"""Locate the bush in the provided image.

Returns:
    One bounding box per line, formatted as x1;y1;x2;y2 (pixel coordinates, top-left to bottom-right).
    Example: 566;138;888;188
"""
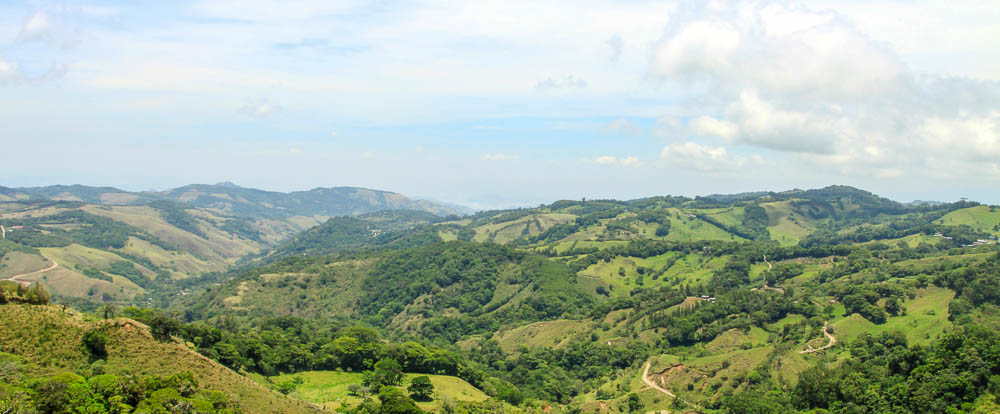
81;330;108;360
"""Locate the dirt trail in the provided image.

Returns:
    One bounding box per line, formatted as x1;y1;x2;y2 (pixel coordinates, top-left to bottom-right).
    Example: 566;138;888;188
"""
799;322;836;354
641;361;701;411
758;255;784;294
1;256;58;286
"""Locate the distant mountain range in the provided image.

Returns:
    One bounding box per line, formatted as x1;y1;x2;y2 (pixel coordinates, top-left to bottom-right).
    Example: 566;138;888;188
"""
0;182;472;218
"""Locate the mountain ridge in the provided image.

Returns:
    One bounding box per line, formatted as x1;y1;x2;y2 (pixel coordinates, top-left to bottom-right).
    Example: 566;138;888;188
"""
3;183;469;218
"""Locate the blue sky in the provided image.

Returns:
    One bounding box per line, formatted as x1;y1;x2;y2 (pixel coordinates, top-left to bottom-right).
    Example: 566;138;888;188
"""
1;0;998;209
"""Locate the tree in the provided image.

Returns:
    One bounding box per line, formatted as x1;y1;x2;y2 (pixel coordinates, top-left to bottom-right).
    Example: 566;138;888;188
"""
374;359;404;387
98;304;118;320
626;393;643;413
377;387;424;414
81;330;108;360
408;376;434;401
149;314;180;341
276;377;304;395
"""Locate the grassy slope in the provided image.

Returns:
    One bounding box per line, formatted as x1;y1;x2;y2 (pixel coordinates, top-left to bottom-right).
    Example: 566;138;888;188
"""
936;205;1000;237
269;371;489;412
0;304;318;413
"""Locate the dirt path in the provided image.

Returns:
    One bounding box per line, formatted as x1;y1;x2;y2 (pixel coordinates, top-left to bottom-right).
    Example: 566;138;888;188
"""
758;255;784;294
799;322;836;354
641;361;702;411
1;257;58;286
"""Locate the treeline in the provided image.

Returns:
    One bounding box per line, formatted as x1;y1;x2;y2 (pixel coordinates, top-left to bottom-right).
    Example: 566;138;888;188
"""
2;210;175;251
119;309;525;406
0;368;238;414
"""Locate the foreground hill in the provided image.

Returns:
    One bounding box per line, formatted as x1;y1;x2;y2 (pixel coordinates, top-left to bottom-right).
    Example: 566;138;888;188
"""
0;303;319;413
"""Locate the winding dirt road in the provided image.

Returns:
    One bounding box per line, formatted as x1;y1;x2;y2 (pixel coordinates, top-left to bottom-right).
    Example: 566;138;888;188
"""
1;257;58;286
799;322;836;354
641;361;702;411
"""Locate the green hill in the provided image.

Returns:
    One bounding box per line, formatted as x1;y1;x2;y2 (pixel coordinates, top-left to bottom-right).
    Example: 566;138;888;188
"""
0;303;319;413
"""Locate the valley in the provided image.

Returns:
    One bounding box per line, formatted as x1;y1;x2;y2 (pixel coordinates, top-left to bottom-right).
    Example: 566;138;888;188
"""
2;184;1000;413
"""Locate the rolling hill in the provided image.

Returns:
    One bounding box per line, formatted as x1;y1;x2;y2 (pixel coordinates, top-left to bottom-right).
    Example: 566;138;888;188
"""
4;184;999;413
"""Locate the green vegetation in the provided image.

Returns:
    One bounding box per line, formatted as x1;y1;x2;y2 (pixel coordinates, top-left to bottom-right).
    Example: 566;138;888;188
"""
4;185;1000;413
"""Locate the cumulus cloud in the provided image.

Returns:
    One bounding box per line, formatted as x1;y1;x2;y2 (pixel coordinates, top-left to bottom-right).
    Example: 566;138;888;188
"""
660;142;763;172
481;153;515;161
650;0;1000;180
239;98;283;117
536;75;587;90
601;118;641;135
592;156;642;167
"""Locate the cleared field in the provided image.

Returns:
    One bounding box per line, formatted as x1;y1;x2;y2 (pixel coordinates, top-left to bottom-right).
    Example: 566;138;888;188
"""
761;201;817;246
662;212;743;242
936;205;1000;237
0;251;51;277
117;236;220;277
473;213;576;244
41;244;157;279
494;319;591;353
269;371;488;411
831;286;953;346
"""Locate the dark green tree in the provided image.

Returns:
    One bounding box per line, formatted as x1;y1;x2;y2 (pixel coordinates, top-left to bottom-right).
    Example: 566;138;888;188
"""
408;376;434;401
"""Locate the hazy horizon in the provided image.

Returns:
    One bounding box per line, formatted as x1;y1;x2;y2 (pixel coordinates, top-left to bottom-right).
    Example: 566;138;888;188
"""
2;1;998;209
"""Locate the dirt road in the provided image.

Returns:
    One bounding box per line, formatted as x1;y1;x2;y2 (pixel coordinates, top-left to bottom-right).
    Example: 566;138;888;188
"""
1;257;58;286
641;361;703;411
799;322;836;354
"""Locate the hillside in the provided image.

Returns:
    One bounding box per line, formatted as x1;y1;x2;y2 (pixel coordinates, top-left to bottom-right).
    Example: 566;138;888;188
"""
5;185;999;413
8;183;468;218
165;185;1000;413
0;199;311;304
0;302;319;413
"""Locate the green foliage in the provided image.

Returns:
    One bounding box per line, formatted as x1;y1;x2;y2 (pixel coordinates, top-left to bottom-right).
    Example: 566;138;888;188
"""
408;376;434;401
275;377;303;395
81;329;108;360
21;371;237;414
0;282;50;305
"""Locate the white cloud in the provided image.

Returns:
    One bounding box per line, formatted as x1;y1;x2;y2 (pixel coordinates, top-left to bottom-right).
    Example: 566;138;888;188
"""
239;98;283;118
536;75;587;90
592;156;642;167
481;153;515;161
601;118;641;135
660;142;763;172
650;0;1000;180
652;2;904;100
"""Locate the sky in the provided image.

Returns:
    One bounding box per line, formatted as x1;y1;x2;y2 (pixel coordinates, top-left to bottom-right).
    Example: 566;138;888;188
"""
1;0;998;209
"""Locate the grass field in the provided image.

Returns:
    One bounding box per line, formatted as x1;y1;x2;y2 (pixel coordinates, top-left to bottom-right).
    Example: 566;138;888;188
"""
831;286;954;346
494;319;591;353
936;205;1000;237
268;371;489;411
761;201;817;246
0;250;51;277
